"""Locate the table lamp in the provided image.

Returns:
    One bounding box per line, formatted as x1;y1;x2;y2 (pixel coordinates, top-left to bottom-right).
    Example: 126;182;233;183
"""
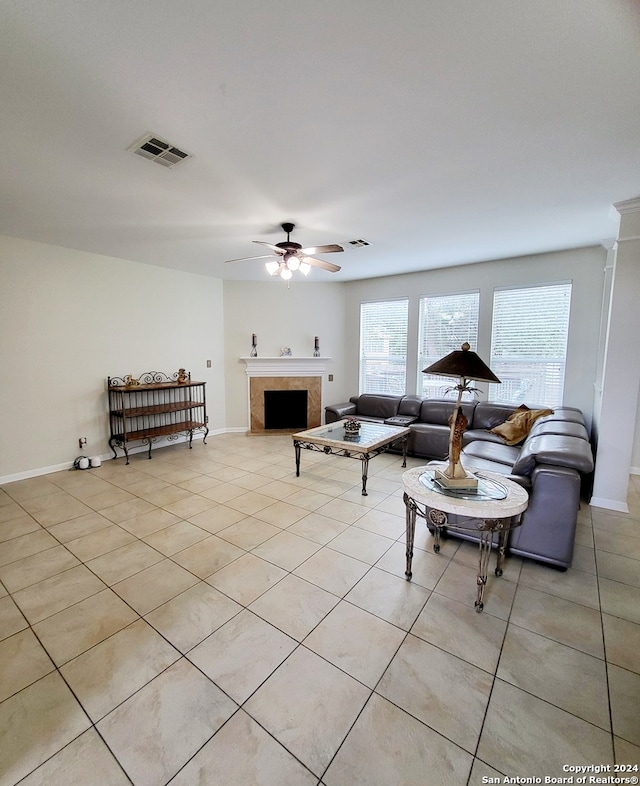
422;342;501;489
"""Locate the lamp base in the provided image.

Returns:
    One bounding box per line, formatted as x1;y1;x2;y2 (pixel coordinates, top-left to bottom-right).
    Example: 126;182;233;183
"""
434;469;479;490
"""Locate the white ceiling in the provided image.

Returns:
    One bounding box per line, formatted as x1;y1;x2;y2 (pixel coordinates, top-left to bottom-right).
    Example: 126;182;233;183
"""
1;1;639;282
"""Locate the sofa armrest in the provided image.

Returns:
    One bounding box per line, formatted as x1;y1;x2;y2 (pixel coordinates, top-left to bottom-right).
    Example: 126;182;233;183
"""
325;402;357;423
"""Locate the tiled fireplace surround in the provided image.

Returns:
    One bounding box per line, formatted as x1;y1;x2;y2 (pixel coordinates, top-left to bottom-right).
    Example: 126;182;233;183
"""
243;357;327;434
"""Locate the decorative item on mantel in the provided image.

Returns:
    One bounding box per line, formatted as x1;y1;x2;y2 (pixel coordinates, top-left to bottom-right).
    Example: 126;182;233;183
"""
124;375;139;387
280;347;292;357
177;368;188;384
250;333;258;357
343;417;361;437
313;336;320;357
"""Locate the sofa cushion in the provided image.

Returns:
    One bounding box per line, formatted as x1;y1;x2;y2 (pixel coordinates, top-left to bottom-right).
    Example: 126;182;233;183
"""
528;420;589;440
511;434;594;476
463;440;521;467
355;394;402;420
419;398;477;426
489;406;554;446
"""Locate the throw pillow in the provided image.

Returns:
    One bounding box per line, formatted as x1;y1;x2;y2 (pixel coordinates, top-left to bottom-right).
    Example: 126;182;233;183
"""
489;406;554;446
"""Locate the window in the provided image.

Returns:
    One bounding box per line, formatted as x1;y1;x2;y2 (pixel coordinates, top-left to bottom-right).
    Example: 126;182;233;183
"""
359;298;408;394
489;283;572;407
417;291;480;398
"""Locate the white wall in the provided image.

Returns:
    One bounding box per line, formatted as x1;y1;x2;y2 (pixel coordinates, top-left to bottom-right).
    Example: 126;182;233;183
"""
0;235;225;480
222;280;348;430
343;246;607;429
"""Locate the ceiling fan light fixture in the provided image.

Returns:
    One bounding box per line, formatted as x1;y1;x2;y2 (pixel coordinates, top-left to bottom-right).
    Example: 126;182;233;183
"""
287;254;300;271
265;260;280;275
280;267;293;280
299;261;311;276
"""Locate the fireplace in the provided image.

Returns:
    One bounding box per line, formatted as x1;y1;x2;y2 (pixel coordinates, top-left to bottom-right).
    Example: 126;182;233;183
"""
264;390;308;430
241;356;329;435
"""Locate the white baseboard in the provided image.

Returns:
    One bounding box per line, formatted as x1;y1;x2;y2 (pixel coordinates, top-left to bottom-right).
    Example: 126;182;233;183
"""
631;465;640;476
589;496;630;514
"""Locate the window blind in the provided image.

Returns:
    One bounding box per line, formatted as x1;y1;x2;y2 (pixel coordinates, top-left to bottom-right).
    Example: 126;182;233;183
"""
417;291;480;398
359;298;408;394
489;283;572;407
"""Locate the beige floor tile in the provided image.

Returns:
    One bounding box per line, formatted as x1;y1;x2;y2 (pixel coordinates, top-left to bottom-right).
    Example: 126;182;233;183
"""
608;664;640;746
171;533;244;578
305;600;405;688
112;559;199;615
2;477;59;502
376;540;449;590
434;558;517;620
145;582;242;653
161;494;217;519
170;708;317;786
594;528;640;560
0;501;32;524
118;506;180;537
615;737;640;766
352;507;405;539
571;542;597;574
284;488;336;512
144;485;194;507
477;679;613;777
86;539;164;585
287;512;348;544
0;513;40;541
592;510;640;538
326;526;395;565
0;595;28;641
24;493;93;527
411;592;506;673
12;564;106;623
0;528;58;567
315;497;370;525
189;609;297;703
60;618;180;721
599;578;640;624
255;480;302;501
603;614;640;674
497;625;610;730
250;574;339;641
64;524;135;561
324;693;472;786
0;672;91;785
596;550;640;588
346;566;430;630
81;487;136;511
244;646;370;777
33;589;138;666
142;519;210;555
200;482;246;504
217;516;281;550
47;511;114;543
251;530;321;571
253;500;310;528
176;474;223;493
225;490;277;516
510;584;605;658
377;633;493;753
518;561;600;609
206;553;287;605
18;728;131;786
0;545;80;593
293;547;370;597
97;497;157;524
0;628;54;702
188;503;245;533
97;658;236;786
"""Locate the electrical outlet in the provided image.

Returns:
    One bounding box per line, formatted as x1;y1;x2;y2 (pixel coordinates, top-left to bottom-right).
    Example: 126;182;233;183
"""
328;374;334;381
78;437;87;449
206;360;211;368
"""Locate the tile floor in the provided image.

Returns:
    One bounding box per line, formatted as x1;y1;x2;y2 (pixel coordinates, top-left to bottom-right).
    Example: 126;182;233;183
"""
1;434;639;785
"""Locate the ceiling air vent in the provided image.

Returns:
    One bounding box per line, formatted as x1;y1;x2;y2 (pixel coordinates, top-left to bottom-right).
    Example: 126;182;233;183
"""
347;238;371;247
128;134;191;168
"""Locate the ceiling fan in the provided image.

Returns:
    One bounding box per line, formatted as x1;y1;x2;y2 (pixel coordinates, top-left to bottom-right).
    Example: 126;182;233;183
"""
225;222;343;279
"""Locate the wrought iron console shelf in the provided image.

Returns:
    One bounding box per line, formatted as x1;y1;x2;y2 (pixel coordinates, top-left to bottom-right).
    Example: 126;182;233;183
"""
107;371;208;464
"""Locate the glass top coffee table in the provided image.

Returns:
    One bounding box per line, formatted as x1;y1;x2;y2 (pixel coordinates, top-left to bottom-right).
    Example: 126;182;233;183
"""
292;420;411;496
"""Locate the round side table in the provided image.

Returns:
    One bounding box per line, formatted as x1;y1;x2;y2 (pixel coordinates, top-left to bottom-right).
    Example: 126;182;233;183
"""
402;465;529;612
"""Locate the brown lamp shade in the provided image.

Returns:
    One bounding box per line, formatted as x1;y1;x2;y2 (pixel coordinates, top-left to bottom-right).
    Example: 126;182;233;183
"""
422;342;501;384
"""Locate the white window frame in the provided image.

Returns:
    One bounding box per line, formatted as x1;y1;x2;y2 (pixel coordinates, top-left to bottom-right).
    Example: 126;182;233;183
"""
489;282;572;408
417;290;480;399
359;298;408;394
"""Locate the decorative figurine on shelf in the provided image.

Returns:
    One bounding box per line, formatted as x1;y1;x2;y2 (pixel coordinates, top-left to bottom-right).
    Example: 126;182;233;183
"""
343;417;361;436
250;333;258;357
124;375;139;387
280;347;292;357
313;336;320;357
177;368;188;384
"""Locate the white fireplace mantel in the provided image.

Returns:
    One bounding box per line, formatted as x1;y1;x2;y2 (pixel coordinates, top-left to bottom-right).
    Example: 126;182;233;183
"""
240;357;331;377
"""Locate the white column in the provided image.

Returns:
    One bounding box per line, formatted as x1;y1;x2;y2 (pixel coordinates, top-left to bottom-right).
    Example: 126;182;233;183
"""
590;197;640;512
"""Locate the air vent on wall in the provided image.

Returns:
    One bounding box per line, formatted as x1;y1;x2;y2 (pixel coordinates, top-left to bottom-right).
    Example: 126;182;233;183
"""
127;134;191;168
347;238;371;247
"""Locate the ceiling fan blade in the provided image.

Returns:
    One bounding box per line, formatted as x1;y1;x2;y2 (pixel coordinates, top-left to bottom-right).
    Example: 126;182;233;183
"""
253;241;284;253
224;254;277;264
299;244;344;255
304;256;342;273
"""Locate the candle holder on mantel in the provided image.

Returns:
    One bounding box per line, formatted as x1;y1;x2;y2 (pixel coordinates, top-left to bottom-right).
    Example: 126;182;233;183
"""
313;336;320;357
250;334;258;357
